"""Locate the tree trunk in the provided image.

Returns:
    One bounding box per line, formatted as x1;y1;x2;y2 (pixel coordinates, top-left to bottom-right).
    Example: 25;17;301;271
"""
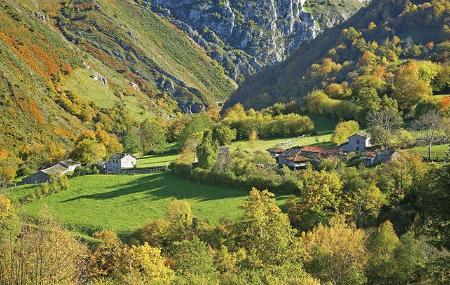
428;141;432;161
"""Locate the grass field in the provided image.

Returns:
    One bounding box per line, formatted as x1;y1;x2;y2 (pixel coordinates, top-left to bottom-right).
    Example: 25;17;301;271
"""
2;173;287;235
229;133;332;152
408;144;449;160
137;154;180;168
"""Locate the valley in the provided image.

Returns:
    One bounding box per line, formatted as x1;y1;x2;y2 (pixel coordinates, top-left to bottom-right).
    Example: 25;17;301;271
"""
0;0;449;284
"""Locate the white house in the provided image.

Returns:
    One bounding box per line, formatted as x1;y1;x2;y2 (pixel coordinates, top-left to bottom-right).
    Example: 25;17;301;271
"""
105;154;137;172
342;133;371;153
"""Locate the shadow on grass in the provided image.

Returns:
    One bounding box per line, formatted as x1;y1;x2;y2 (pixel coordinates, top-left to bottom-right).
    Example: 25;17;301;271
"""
62;173;248;203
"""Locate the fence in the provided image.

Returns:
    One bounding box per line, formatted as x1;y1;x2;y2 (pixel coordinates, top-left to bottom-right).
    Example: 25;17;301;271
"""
104;166;168;175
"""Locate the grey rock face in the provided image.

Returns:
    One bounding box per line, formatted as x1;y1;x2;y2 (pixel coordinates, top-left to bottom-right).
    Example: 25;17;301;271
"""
146;0;320;81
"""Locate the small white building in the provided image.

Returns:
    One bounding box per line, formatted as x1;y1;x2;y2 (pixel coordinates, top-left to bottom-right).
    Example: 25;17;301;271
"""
105;154;137;172
342;133;371;153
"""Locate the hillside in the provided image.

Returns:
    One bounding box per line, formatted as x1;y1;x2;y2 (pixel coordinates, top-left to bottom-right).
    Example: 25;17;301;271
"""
226;0;450;109
145;0;364;82
0;0;234;163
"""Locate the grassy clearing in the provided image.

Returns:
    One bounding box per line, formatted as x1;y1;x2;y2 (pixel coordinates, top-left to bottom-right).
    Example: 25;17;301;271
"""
137;154;180;168
2;173;287;235
408;144;449;160
60;68;118;109
229;133;332;152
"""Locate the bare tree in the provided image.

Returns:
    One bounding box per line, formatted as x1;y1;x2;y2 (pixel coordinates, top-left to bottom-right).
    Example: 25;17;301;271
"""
366;108;403;147
414;111;445;161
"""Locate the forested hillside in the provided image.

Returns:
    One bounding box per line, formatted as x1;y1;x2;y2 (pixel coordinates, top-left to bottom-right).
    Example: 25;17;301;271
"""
227;0;449;109
0;0;234;169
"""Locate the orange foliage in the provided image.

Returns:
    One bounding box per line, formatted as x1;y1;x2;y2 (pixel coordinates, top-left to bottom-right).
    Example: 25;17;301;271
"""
0;150;9;160
54;127;73;139
18;98;45;124
439;96;450;109
0;30;59;79
63;63;74;75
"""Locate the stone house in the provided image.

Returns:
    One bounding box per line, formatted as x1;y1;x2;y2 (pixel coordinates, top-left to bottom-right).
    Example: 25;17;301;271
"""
342;133;371;153
22;160;81;184
364;150;398;166
282;153;310;170
267;146;286;162
105;154;137;172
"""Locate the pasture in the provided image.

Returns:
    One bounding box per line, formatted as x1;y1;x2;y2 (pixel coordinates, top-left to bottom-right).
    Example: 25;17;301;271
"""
3;173;287;235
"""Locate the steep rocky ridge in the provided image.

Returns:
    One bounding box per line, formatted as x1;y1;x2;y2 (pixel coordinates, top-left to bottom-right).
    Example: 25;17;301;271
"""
144;0;364;82
225;0;449;109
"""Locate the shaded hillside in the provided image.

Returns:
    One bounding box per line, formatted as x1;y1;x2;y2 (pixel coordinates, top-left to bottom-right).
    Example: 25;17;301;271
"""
145;0;364;82
226;0;449;109
0;0;234;166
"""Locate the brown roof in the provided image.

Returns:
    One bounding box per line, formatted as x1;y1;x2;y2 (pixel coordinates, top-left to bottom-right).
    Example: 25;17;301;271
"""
301;146;324;153
287;153;310;163
267;147;286;154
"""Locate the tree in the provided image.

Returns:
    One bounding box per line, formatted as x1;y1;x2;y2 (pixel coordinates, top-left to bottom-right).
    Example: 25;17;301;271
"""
414;111;445;160
331;120;360;145
235;188;304;269
212;124;237;145
164;199;194;242
169;237;219;283
393;62;432;110
0;195;20;242
177;114;213;149
295;169;343;230
366;221;400;284
121;243;174;284
197;130;219;169
366;108;403;147
89;230;125;279
71;139;107;164
123;127;141;154
416;164;450;249
377;151;428;203
139;119;167;154
301;217;368;285
0;152;20;188
0;210;87;285
356;87;381;112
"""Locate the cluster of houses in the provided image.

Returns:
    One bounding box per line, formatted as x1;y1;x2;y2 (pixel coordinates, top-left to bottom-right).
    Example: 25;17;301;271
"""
268;133;398;170
22;154;138;185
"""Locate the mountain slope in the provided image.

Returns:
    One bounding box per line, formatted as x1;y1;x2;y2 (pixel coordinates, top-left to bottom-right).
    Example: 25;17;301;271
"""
0;0;234;163
226;0;449;109
145;0;364;82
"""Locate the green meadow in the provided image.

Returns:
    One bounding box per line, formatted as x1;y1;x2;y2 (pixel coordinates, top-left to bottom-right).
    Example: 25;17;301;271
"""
2;173;287;235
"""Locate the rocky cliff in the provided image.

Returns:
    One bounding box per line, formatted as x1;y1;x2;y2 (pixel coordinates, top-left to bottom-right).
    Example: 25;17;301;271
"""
144;0;364;82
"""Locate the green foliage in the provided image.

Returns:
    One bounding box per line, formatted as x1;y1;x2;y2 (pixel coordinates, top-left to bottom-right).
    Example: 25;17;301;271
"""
224;105;315;139
212;124;237;146
302;217;368;285
123;127;141;154
169;238;219;283
331;120;360;145
196;130;219;169
139;120;168;154
177;114;213;150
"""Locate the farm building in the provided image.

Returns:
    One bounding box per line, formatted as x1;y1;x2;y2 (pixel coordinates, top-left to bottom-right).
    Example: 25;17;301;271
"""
105;154;137;172
267;146;286;161
22;160;81;184
364;150;398;166
282;153;311;170
342;133;372;153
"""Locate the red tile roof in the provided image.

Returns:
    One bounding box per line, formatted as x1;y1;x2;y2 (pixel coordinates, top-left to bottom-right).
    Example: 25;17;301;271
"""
301;146;324;153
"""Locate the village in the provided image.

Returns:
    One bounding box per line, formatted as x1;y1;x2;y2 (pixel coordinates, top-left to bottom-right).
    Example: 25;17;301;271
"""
20;131;401;185
267;132;397;170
